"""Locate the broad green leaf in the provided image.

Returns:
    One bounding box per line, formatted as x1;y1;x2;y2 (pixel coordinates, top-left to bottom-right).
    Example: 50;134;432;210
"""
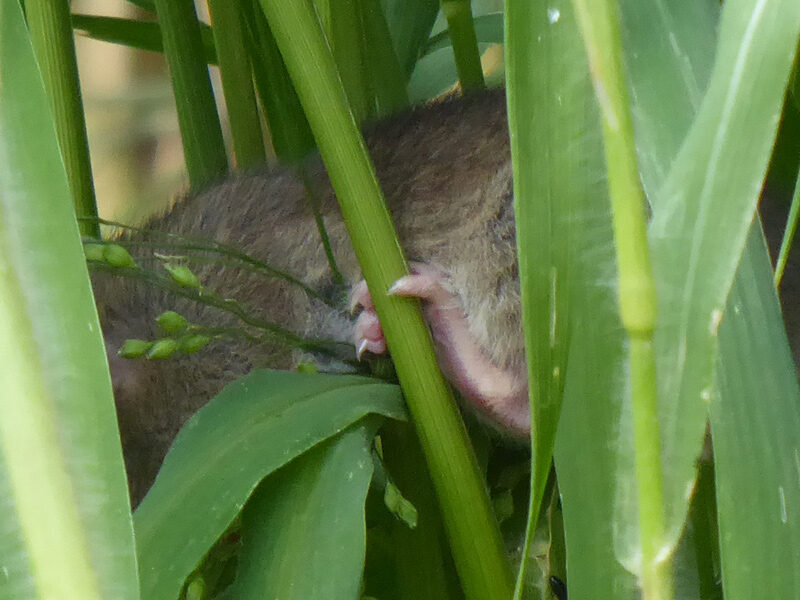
645;0;800;553
71;14;218;65
712;224;800;598
134;369;405;600
233;419;380;599
379;421;460;600
0;2;137;598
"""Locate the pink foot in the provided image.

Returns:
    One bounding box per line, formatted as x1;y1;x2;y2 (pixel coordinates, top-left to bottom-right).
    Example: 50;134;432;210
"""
350;263;530;437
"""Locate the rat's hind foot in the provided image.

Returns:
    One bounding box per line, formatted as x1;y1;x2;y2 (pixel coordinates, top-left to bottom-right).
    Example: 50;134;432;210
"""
350;264;531;436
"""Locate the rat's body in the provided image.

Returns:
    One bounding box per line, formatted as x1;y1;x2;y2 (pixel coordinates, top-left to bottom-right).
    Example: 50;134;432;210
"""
93;88;799;504
93;89;521;503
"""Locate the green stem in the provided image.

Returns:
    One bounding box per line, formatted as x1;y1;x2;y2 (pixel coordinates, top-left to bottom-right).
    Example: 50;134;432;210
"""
26;0;99;238
439;0;485;92
256;0;513;597
207;0;266;169
153;0;228;187
571;1;673;599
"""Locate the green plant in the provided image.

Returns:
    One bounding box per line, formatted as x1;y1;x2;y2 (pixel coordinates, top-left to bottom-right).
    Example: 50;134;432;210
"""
1;0;799;599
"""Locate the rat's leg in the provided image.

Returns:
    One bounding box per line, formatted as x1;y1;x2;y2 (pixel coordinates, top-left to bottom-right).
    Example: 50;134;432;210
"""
350;264;530;437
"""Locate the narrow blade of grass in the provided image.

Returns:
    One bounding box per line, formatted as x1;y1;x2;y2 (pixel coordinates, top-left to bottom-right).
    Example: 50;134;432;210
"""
153;0;228;187
27;0;99;237
505;0;613;595
439;0;485;92
571;0;669;597
71;14;218;64
360;0;410;115
382;0;440;78
329;0;376;122
207;0;266;169
241;0;316;162
422;12;503;56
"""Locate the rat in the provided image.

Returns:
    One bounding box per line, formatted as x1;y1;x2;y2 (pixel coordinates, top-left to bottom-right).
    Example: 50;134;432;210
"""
91;87;799;505
92;88;525;503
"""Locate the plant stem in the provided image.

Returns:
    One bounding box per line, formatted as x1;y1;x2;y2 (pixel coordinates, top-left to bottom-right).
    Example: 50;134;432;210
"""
153;0;228;187
256;0;513;597
26;0;99;238
207;0;266;169
571;1;673;598
440;0;486;92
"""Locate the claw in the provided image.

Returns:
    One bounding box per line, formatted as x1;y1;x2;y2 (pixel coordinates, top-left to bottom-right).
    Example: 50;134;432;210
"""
356;338;369;361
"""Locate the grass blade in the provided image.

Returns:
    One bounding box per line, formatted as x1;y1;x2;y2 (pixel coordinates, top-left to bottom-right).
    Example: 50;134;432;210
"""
571;1;669;597
647;0;800;552
153;0;228;187
713;223;800;598
440;0;485;91
505;0;611;595
0;2;137;597
71;14;218;64
27;0;99;237
207;0;266;169
382;0;440;78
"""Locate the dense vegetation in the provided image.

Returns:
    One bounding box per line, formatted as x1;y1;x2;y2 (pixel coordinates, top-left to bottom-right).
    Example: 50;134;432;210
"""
0;0;799;599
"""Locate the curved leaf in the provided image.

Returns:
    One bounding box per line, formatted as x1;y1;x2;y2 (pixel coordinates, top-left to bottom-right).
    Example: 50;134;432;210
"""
134;369;405;600
233;419;381;599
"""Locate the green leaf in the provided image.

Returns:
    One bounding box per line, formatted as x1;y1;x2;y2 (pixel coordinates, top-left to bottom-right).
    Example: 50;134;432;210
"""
134;369;406;600
422;13;503;56
712;224;800;598
126;0;155;12
232;420;381;599
646;0;800;552
241;0;316;162
382;0;440;77
506;0;613;596
71;14;219;65
206;0;266;168
0;2;137;598
153;0;228;187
